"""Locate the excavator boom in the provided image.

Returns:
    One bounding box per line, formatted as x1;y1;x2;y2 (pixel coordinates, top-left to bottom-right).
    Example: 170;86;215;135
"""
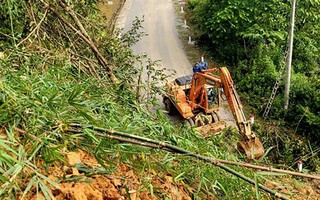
218;67;265;159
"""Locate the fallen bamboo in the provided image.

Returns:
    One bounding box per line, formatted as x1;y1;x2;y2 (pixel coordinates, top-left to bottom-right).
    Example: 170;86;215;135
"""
71;123;320;180
214;159;320;180
69;124;292;200
117;139;288;200
17;7;49;47
39;1;119;83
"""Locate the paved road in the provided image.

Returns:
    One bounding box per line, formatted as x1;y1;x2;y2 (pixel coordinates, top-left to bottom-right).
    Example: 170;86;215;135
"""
116;0;236;127
117;0;192;78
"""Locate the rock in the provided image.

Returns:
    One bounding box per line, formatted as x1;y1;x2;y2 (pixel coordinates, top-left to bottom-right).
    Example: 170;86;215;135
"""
67;152;82;166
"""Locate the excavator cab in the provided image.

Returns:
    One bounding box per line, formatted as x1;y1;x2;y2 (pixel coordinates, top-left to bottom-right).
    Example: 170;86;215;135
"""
207;87;219;107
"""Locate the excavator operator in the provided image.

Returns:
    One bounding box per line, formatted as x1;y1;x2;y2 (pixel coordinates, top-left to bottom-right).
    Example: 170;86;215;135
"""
193;62;207;73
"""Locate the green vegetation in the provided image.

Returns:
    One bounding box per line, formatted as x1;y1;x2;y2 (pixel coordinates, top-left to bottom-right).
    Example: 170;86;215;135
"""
0;0;318;199
0;61;267;198
188;0;319;169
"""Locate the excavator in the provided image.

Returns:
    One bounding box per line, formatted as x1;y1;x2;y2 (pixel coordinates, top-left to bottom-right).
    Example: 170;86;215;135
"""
163;67;265;159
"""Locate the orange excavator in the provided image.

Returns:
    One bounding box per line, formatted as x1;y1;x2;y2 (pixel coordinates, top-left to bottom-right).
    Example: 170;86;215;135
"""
163;67;265;159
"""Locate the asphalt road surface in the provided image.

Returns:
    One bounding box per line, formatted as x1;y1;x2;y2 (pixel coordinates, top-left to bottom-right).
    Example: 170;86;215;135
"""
117;0;192;78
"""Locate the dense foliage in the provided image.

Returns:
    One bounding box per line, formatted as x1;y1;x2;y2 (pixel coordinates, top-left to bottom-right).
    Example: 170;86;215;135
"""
188;0;320;144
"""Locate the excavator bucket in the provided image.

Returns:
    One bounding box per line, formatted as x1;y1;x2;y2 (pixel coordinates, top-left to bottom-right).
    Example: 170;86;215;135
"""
237;137;265;159
195;121;228;138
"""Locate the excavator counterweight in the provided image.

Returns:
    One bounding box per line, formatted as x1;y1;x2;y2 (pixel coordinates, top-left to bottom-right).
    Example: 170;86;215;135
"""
163;67;265;159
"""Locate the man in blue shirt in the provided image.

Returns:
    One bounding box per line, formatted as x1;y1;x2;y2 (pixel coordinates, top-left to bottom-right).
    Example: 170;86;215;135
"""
193;62;207;73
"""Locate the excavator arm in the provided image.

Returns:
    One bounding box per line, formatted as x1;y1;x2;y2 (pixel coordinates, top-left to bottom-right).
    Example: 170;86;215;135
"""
189;67;265;159
219;67;265;159
219;67;253;140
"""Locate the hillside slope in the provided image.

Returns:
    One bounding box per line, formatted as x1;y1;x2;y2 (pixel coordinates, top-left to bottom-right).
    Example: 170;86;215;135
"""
0;0;319;199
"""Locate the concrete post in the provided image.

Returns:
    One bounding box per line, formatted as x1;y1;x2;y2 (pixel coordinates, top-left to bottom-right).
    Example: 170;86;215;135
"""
284;0;296;110
180;6;184;13
182;19;188;28
188;36;194;45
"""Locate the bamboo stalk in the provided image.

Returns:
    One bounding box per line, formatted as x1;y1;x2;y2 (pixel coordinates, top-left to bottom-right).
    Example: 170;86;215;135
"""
78;124;320;179
60;1;91;41
104;135;290;200
214;159;320;180
70;124;318;173
95;133;174;152
17;7;49;47
68;124;293;200
61;1;119;84
39;1;119;83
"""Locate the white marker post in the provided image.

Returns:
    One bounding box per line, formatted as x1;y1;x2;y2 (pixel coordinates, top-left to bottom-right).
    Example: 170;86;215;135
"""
200;55;205;62
183;19;188;28
188;36;193;45
250;114;254;124
180;6;184;13
297;160;303;172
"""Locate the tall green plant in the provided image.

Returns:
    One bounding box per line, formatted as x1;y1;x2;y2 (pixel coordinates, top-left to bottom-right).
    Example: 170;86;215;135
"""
0;0;28;47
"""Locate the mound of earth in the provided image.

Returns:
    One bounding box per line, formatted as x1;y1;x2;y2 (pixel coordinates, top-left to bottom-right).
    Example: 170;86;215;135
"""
26;149;196;200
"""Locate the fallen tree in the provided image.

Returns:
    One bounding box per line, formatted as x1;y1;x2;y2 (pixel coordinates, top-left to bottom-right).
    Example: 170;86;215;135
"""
68;123;320;200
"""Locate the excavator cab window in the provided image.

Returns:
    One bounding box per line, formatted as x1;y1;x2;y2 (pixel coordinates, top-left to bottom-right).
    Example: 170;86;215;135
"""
207;87;219;109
